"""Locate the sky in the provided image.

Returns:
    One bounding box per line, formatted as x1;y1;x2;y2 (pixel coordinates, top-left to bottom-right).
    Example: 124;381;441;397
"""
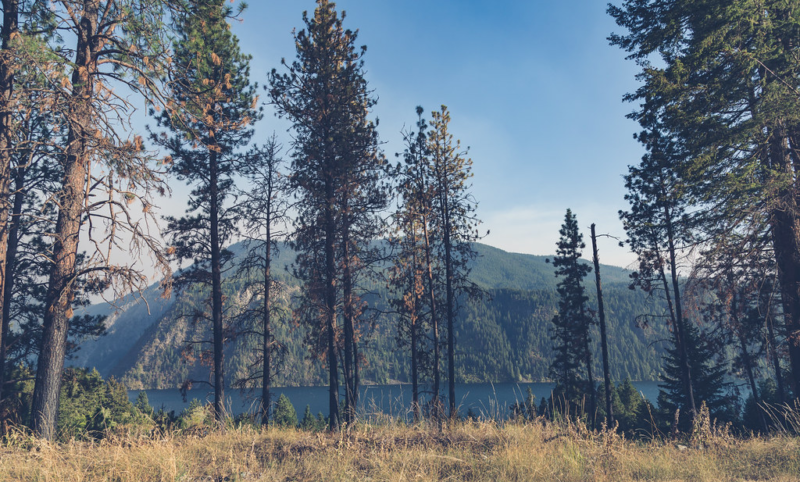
162;0;646;269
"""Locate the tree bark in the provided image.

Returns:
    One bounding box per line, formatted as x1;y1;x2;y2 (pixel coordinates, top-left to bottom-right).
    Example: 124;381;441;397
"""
421;214;439;422
31;0;98;440
662;185;697;418
0;0;19;408
0;161;25;404
324;176;339;431
261;194;272;428
768;126;800;399
732;291;765;431
342;223;355;424
765;306;786;404
209;147;225;423
410;227;420;422
440;181;456;420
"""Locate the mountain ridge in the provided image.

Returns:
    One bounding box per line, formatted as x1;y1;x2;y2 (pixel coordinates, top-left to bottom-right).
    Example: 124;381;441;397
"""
71;242;667;388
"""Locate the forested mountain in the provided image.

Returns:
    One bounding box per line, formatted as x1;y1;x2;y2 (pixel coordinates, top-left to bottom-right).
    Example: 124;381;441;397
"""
71;242;668;389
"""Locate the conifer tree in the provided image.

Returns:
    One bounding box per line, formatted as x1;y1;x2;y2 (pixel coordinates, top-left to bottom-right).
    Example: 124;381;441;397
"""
620;129;698;420
232;135;291;427
270;0;387;430
31;0;177;440
549;209;595;419
0;0;54;413
389;106;437;422
657;322;734;431
427;105;482;420
610;0;800;397
151;0;258;422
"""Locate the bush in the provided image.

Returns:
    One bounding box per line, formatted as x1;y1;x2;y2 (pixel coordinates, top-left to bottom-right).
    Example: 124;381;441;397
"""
273;394;297;428
178;399;212;430
300;404;327;431
134;391;154;417
57;368;147;440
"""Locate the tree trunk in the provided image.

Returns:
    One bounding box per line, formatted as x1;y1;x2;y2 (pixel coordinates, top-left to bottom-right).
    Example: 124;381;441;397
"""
765;307;786;404
736;322;765;431
324;177;339;431
662;188;697;418
208;148;225;423
421;214;439;422
590;224;613;427
0;163;25;404
583;309;596;429
31;0;98;440
0;0;19;409
410;231;420;422
261;207;272;428
441;185;456;420
768;127;800;399
342;224;355;424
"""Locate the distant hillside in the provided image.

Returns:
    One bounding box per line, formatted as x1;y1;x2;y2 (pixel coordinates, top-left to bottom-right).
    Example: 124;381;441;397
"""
71;242;668;388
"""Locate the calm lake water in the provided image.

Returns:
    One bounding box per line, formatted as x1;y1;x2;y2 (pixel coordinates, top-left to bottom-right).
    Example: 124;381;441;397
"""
129;381;662;419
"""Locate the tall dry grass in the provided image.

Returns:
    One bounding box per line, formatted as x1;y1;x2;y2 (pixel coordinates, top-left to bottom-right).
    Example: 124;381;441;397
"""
0;412;799;482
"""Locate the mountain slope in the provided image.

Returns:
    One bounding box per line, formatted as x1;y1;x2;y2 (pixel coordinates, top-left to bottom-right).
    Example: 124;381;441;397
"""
72;242;668;388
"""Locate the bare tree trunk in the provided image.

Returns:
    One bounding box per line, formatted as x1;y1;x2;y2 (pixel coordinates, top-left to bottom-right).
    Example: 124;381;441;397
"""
0;163;25;404
590;224;613;427
324;177;339;431
261;211;272;428
208;148;225;423
31;0;98;441
421;215;439;422
0;0;19;409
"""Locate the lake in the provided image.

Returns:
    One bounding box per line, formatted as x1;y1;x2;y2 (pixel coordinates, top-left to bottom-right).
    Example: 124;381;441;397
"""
129;381;662;420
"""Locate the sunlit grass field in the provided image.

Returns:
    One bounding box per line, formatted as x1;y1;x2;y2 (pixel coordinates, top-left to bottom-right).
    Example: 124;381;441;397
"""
1;414;798;482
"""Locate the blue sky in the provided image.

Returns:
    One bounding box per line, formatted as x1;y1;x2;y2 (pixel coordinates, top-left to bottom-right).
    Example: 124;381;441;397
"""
171;0;644;267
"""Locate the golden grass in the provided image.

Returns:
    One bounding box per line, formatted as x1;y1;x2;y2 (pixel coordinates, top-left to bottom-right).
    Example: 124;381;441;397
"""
0;420;798;481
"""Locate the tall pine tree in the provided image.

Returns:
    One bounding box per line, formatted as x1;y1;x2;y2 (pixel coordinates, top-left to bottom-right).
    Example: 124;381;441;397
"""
549;209;595;420
31;0;176;440
427;105;482;420
152;0;258;422
270;0;387;430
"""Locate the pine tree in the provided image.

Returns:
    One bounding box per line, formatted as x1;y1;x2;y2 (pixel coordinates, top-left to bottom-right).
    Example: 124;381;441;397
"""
609;0;800;398
389;106;435;422
427;105;482;420
657;322;734;431
31;0;177;440
620;128;698;420
232;135;291;427
272;394;297;428
549;209;595;419
151;0;258;422
269;0;387;430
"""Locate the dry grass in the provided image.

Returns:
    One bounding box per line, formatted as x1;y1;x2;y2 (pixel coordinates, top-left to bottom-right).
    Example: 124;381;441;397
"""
0;419;798;481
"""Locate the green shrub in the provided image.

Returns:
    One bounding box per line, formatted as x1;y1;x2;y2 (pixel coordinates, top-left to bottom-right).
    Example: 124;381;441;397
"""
57;368;146;440
178;399;212;429
273;394;297;428
300;404;327;431
134;391;154;417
